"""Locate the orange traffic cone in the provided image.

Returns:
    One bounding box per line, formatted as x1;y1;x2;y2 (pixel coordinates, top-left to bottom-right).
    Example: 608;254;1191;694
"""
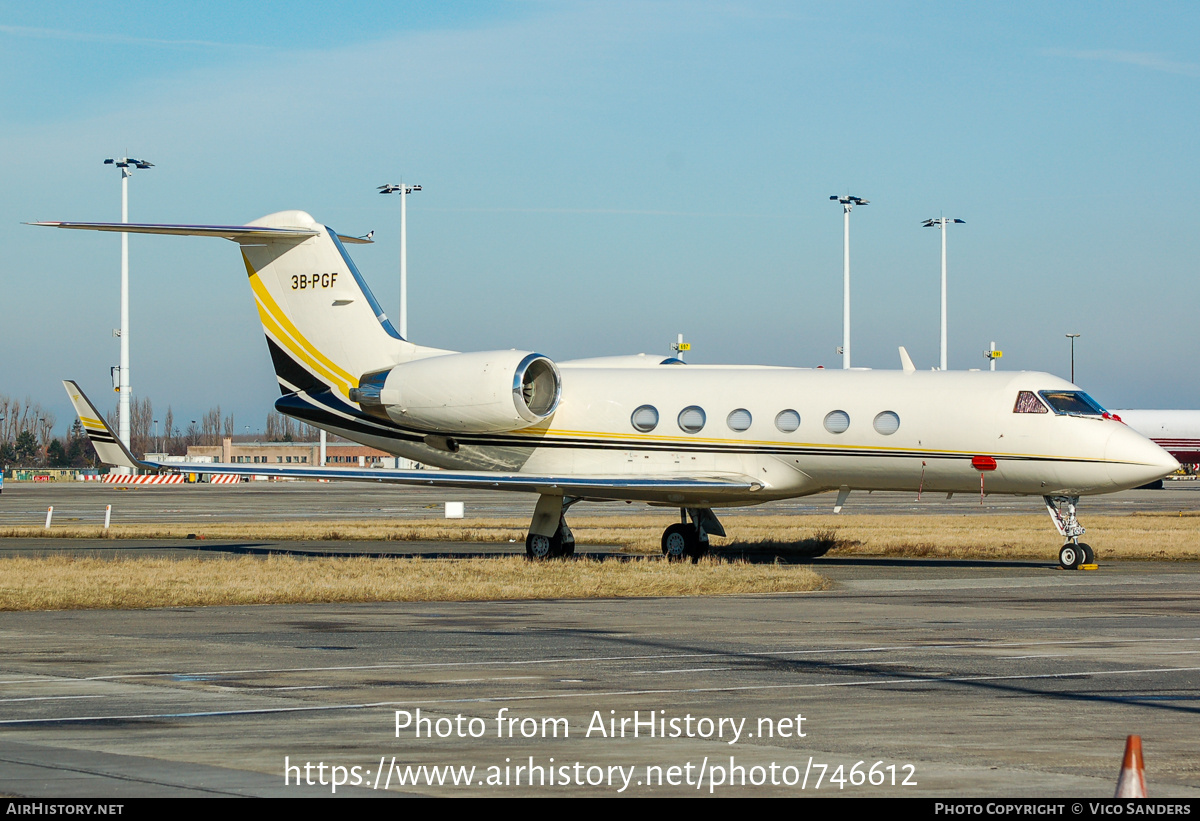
1114;735;1147;798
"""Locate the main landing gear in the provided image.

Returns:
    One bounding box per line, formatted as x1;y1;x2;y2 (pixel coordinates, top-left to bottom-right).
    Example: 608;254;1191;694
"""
660;508;725;563
522;497;726;563
524;495;577;560
1044;495;1096;570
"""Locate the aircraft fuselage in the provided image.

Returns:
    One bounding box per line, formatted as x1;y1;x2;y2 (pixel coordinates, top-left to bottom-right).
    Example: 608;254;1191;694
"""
294;364;1176;507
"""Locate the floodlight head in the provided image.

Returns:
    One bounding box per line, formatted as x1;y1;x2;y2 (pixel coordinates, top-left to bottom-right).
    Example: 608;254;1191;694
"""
378;184;402;194
832;194;868;209
411;184;422;192
133;160;154;169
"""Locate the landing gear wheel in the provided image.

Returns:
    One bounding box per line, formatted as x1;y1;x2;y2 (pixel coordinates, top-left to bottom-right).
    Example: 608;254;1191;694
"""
526;532;558;560
662;524;694;562
1079;543;1095;565
1059;543;1083;570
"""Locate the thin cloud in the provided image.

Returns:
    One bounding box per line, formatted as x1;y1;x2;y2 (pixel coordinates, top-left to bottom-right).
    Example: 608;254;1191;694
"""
1045;48;1200;78
0;24;270;50
427;207;790;218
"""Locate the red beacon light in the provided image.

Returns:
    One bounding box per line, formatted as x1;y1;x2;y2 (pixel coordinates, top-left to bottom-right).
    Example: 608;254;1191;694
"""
971;455;998;471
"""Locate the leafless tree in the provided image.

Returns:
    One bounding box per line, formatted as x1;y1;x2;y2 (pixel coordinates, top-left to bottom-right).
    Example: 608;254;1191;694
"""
163;407;176;455
202;407;221;446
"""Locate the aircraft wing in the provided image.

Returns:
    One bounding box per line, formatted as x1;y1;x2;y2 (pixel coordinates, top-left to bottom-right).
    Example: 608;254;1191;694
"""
63;381;762;501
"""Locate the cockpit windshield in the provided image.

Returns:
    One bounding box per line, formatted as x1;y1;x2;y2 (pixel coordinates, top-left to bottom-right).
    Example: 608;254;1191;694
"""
1038;390;1107;416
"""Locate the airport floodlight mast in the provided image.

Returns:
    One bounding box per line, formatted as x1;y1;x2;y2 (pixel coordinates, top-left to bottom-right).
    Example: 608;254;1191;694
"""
671;333;690;362
830;195;868;369
921;217;965;371
103;156;153;473
984;341;1003;371
1066;333;1081;384
378;182;422;339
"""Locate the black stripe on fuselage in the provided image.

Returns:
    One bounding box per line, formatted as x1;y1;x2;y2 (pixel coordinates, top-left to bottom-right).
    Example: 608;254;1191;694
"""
277;391;1103;467
266;336;330;396
262;337;1108;466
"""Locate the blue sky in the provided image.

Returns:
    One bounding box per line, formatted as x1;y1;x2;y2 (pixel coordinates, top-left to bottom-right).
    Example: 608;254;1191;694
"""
3;2;1198;434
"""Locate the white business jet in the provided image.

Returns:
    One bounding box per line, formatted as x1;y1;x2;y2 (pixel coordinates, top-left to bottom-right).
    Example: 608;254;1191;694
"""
37;211;1178;568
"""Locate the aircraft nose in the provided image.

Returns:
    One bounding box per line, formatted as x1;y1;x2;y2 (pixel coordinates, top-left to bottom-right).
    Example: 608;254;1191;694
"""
1105;424;1180;489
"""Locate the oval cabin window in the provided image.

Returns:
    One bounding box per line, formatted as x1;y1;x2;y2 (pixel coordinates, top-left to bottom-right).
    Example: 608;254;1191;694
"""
775;409;801;433
631;405;659;432
726;409;752;431
678;406;706;433
824;410;850;434
873;411;900;435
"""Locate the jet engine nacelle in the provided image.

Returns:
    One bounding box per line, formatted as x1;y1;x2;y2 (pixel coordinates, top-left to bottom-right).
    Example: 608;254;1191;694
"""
350;351;562;433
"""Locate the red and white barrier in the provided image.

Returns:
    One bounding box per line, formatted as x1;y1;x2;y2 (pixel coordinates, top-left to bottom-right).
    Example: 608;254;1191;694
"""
99;474;186;484
208;474;241;484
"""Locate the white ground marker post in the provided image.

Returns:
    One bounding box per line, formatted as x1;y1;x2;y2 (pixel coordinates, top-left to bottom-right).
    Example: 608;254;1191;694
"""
104;504;112;529
445;502;464;519
45;506;53;529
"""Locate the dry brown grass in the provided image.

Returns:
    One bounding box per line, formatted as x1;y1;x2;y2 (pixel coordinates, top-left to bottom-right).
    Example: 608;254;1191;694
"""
751;513;1200;561
4;512;1198;561
0;555;827;612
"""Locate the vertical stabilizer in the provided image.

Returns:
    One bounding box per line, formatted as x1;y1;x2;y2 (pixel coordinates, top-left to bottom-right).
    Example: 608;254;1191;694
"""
237;211;412;397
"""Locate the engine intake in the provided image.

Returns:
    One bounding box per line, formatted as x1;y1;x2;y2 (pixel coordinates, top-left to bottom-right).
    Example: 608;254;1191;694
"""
350;350;562;433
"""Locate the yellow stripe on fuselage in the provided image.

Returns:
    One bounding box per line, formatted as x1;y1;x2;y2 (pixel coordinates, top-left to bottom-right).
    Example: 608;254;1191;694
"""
252;296;353;394
241;252;359;393
497;427;1097;462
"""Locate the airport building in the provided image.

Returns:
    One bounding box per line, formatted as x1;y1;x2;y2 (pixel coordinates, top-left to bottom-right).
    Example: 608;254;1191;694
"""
182;437;415;468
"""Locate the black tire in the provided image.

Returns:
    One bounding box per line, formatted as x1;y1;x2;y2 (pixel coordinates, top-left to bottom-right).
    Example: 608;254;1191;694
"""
1079;542;1095;565
526;532;557;560
1059;543;1083;570
661;523;694;562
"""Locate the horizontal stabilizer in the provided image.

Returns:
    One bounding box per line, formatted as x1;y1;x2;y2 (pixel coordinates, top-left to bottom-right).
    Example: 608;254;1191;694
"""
32;221;372;245
30;221;323;242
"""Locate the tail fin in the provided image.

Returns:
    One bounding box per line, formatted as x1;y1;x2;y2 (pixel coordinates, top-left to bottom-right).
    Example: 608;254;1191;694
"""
62;380;150;471
239;211;411;397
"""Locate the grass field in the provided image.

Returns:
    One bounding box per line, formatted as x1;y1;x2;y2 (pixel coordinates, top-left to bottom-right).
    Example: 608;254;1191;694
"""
3;511;1195;611
4;511;1198;560
0;554;827;611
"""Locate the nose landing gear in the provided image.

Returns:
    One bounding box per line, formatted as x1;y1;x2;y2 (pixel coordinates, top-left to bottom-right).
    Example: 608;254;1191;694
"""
1045;495;1096;570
